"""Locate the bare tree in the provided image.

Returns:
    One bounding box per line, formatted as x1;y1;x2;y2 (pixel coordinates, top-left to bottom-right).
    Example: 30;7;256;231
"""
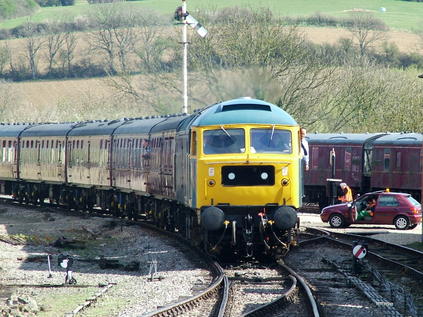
45;24;67;75
347;12;388;56
0;42;11;76
88;3;139;74
134;20;163;73
59;31;78;76
22;22;46;79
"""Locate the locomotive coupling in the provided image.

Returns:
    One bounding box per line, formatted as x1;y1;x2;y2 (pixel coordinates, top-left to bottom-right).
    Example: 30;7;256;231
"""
272;206;297;230
201;206;225;231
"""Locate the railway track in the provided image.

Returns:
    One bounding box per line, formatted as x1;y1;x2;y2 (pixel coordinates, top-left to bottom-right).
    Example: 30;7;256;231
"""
136;222;228;317
0;196;323;316
304;227;423;279
5;195;422;316
296;227;423;316
0;197;229;317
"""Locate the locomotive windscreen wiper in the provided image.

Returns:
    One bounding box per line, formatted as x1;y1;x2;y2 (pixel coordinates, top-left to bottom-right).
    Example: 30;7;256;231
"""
220;126;232;139
270;125;275;141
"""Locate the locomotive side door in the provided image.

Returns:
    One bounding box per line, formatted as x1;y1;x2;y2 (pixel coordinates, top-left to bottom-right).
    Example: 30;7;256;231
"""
175;131;191;205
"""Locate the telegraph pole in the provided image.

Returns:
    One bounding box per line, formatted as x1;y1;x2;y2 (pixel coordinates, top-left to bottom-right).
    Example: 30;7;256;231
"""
181;0;188;114
175;1;207;114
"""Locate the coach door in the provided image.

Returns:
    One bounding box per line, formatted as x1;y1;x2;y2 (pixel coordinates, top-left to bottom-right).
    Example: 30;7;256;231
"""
35;140;42;181
12;140;19;179
56;140;65;181
362;143;373;193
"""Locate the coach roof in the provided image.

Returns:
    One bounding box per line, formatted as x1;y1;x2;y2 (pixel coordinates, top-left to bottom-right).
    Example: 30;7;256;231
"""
191;98;297;127
307;133;386;145
68;120;126;136
0;124;32;137
373;133;422;145
114;117;169;135
21;123;75;137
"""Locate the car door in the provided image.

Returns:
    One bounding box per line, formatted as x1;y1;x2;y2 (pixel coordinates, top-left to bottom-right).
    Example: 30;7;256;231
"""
373;194;399;224
352;195;369;223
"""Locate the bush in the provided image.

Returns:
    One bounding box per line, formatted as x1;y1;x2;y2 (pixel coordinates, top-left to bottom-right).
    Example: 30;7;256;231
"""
88;0;115;3
35;0;74;6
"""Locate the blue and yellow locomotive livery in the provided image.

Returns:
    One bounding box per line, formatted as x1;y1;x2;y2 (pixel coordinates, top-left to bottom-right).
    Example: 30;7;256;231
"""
192;99;300;256
0;98;301;257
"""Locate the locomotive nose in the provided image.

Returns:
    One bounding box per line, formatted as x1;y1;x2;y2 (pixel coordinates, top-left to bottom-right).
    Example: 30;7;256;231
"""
273;206;297;230
201;206;225;231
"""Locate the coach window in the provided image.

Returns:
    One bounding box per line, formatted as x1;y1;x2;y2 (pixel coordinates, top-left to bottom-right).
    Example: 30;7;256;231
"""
344;147;352;171
383;149;391;171
395;151;401;169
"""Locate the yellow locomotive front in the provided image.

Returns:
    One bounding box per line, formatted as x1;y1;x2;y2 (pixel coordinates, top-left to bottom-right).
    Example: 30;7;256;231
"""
190;99;301;257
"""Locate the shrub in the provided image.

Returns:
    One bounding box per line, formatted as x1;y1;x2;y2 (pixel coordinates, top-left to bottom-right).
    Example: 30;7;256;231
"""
35;0;74;6
87;0;115;3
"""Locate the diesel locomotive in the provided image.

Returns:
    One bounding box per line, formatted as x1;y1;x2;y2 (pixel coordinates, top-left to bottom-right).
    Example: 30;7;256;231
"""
304;132;423;207
0;98;302;257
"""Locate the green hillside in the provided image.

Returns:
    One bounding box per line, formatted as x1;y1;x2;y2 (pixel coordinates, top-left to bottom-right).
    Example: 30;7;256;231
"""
0;0;38;20
0;0;423;31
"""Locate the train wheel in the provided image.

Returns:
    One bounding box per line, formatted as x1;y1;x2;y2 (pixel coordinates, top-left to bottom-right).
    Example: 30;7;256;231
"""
394;216;409;230
329;214;345;228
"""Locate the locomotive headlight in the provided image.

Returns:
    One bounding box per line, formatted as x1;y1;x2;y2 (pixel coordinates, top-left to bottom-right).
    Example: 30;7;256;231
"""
260;172;268;180
208;179;216;186
228;172;236;180
281;178;290;186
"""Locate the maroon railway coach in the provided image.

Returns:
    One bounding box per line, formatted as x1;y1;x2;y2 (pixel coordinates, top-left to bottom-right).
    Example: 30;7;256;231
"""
304;132;423;207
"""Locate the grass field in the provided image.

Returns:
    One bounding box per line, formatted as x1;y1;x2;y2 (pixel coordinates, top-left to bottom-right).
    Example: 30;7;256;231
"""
1;0;423;31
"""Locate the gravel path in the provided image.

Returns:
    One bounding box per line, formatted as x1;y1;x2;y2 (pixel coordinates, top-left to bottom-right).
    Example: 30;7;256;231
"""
0;204;212;316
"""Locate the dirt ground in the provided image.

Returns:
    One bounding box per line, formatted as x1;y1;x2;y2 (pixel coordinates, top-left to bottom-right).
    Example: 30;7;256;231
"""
0;203;211;317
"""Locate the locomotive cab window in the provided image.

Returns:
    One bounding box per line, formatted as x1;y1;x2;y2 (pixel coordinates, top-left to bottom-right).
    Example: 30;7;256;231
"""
250;128;291;154
203;128;245;154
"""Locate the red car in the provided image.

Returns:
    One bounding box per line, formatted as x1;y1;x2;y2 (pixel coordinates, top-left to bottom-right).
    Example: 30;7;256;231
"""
320;190;422;230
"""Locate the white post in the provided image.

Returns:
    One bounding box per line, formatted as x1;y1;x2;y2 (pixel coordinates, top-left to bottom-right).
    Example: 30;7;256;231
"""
182;0;188;114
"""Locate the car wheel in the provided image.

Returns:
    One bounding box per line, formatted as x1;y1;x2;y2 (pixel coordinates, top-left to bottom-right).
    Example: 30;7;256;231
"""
329;214;345;228
394;216;409;230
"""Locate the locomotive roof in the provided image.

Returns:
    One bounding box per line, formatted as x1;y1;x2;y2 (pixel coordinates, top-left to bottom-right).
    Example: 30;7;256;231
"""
21;123;76;137
373;133;423;145
68;120;126;136
190;98;298;127
0;124;32;137
306;133;386;144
